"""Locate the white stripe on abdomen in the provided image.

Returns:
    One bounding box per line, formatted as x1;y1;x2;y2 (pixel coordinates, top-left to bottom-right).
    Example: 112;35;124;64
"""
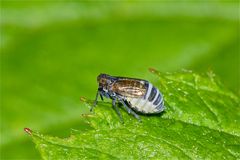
126;82;164;114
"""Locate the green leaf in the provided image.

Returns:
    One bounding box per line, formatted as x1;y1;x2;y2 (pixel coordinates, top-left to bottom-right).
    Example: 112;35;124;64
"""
27;70;240;159
2;2;239;159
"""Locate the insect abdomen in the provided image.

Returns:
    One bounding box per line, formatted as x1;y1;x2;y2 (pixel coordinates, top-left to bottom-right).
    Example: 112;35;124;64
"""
127;82;164;114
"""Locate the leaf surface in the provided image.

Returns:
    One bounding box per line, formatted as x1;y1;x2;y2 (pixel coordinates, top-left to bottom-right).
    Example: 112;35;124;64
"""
28;70;240;159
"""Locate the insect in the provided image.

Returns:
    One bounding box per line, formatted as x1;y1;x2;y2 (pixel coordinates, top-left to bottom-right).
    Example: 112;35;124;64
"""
92;74;165;121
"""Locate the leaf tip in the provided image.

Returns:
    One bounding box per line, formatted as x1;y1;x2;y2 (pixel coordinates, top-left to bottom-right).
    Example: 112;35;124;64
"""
148;67;158;74
81;113;94;118
24;127;32;135
80;96;87;102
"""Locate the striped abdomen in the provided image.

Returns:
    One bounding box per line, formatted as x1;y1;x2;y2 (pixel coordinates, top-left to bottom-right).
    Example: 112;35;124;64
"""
126;82;164;114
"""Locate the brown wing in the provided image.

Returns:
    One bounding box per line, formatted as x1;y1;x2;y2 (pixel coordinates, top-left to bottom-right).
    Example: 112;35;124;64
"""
111;79;147;98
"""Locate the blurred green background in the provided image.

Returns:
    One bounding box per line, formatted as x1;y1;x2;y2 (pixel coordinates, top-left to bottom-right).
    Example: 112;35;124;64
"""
1;1;239;159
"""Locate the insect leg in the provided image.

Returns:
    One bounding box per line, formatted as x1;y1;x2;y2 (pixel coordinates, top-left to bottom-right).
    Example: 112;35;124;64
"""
112;99;124;123
120;100;141;122
91;91;100;112
100;93;104;101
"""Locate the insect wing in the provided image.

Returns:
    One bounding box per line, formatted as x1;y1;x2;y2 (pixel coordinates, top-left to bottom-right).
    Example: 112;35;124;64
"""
111;79;147;98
